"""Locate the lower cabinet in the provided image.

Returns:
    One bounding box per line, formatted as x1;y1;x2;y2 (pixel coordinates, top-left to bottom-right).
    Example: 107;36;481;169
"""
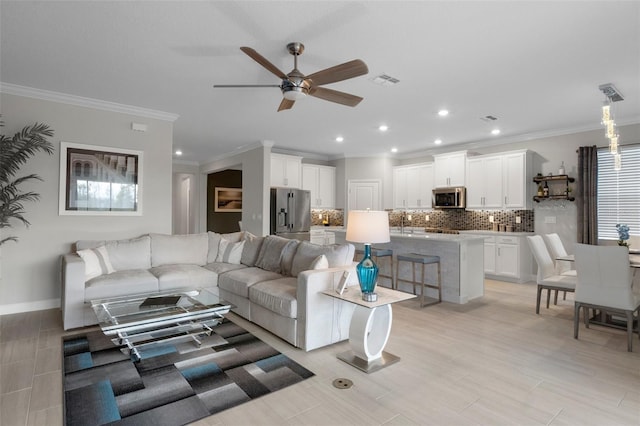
481;234;533;283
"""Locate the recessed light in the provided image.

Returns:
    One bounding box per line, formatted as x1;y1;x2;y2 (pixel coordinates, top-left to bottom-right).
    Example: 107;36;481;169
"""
335;136;344;143
491;129;501;135
175;150;183;156
437;109;449;117
391;147;398;153
434;139;442;145
379;124;389;132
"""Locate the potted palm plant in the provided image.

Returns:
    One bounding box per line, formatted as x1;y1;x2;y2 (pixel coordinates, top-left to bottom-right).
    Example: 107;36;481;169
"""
0;122;54;245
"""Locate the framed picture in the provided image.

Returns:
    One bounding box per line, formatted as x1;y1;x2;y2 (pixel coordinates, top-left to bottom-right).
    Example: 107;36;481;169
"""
59;142;143;216
214;187;242;212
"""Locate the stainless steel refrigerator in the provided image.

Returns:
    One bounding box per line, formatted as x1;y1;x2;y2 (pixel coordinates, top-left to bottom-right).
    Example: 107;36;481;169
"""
270;188;311;241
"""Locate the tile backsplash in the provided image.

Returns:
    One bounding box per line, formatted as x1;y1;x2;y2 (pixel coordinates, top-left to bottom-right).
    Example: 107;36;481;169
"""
311;209;344;226
387;209;534;232
312;208;534;232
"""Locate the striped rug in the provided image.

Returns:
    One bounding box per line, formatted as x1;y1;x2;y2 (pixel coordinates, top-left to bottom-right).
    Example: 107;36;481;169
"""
62;319;314;425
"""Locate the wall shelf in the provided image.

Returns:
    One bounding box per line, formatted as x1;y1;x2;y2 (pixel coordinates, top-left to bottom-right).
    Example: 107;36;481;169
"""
532;174;575;202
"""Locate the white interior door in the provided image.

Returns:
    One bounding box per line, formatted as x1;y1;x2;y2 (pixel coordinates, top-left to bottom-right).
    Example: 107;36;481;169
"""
347;179;381;212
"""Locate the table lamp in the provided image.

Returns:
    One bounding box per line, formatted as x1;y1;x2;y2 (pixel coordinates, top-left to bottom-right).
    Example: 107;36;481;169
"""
345;210;391;302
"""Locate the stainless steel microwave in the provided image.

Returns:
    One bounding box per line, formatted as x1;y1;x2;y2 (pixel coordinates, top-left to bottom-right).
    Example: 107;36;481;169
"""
432;187;466;209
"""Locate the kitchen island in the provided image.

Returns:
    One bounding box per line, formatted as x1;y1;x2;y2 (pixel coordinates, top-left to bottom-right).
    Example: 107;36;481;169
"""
331;229;486;304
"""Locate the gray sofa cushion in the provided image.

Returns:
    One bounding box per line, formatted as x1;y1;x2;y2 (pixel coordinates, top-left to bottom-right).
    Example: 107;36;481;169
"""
149;264;219;291
241;232;264;267
218;267;283;298
105;236;151;271
290;241;353;277
249;278;298;319
255;235;298;274
151;233;208;267
203;262;247;275
85;269;158;301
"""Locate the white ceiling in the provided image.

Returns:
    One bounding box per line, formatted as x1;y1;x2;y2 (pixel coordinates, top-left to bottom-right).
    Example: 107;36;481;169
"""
1;1;639;163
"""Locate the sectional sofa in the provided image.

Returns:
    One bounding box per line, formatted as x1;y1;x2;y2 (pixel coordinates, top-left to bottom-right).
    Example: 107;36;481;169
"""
61;232;357;351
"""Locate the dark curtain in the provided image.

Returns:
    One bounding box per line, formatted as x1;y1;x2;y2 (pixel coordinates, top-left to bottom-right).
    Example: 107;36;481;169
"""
577;146;598;244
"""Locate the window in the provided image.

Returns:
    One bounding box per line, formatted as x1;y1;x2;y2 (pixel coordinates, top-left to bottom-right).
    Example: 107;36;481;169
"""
597;144;640;240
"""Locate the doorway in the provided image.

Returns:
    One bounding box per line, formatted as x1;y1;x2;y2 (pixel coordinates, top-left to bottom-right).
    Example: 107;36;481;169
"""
347;179;381;212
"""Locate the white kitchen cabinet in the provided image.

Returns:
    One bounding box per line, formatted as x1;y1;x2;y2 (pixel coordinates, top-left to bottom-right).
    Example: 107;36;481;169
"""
433;151;466;187
483;236;497;274
465;150;531;210
495;236;520;279
271;154;302;188
473;232;534;283
302;164;336;208
503;151;531;209
466;155;503;209
393;163;433;208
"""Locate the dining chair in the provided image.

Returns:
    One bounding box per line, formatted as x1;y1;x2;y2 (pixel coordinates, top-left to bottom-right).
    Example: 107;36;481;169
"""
574;244;640;352
544;233;577;276
527;235;577;314
544;233;577;303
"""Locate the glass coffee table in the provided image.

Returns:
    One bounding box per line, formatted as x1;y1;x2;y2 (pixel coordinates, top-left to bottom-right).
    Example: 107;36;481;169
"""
91;288;232;361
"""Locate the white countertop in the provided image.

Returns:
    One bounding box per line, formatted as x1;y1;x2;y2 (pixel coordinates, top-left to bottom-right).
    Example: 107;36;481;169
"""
331;227;486;242
458;230;535;237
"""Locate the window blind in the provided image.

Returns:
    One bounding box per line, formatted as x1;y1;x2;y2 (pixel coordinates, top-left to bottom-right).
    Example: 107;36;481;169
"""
597;144;640;241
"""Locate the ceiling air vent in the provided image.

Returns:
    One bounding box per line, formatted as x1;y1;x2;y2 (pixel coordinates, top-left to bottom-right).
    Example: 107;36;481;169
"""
479;115;498;122
372;74;400;86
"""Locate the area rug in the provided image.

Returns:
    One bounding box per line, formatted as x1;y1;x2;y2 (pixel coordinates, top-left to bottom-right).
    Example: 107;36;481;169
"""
62;319;314;426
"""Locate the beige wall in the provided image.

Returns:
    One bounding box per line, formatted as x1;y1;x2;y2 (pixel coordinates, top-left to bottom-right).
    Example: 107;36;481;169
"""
0;93;174;314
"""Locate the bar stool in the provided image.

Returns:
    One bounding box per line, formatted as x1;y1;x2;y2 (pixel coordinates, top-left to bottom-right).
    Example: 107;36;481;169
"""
355;247;394;289
395;253;441;307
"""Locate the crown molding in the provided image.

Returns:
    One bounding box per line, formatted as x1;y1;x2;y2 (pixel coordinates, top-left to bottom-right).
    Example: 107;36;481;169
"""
0;82;179;122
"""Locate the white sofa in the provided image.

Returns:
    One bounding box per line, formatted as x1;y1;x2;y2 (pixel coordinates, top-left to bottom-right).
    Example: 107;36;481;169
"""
61;232;357;351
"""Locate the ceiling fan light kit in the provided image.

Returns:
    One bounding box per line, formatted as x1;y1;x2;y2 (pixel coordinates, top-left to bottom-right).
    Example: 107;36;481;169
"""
215;42;368;111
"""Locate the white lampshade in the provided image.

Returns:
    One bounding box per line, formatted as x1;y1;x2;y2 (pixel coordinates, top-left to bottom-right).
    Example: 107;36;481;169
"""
346;210;390;244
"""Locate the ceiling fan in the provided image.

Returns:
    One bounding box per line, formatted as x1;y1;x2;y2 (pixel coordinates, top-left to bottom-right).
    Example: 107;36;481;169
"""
214;42;368;111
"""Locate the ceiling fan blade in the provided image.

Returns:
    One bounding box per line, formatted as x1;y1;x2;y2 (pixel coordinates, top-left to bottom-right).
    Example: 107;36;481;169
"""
309;87;363;107
213;84;280;88
306;59;368;86
240;47;288;80
278;98;295;112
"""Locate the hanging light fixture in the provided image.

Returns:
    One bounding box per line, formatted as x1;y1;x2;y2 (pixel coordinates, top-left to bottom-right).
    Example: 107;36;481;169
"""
599;83;624;165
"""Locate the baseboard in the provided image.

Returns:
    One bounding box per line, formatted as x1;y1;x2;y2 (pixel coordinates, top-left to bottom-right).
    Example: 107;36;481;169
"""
0;298;61;316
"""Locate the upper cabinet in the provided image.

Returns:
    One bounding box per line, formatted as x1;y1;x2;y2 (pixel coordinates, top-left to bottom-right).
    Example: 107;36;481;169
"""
302;164;336;208
271;154;302;188
433;151;466;187
465;150;531;210
393;163;433;209
466;155;503;209
503;151;531;209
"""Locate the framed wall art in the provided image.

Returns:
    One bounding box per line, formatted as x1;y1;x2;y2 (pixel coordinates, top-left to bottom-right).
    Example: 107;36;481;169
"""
59;142;143;216
214;187;242;212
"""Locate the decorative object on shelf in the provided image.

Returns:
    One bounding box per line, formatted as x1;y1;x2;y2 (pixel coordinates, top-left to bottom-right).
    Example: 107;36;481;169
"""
1;122;54;246
558;161;565;175
532;175;575;202
616;223;630;247
346;210;390;302
599;83;624;170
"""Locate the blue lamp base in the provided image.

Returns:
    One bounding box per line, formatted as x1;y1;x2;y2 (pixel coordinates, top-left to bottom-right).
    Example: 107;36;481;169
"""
357;244;379;302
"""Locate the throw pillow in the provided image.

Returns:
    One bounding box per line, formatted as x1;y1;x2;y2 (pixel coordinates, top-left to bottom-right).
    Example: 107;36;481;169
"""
310;254;329;270
255;235;295;274
216;239;245;264
207;232;222;263
290;241;352;277
77;246;115;281
241;232;264;267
